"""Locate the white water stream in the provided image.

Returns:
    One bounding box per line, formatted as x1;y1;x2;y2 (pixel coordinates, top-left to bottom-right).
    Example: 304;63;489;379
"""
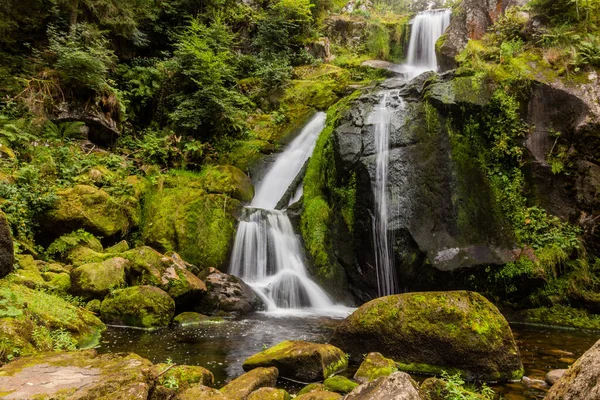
370;9;450;296
229;113;350;317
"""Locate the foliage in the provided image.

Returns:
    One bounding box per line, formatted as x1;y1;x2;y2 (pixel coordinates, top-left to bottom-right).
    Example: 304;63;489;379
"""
46;229;98;258
441;371;495;400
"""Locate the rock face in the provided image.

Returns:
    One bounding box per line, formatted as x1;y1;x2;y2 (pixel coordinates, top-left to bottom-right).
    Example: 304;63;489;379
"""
325;75;516;298
545;339;600;400
197;267;262;315
100;285;176;328
343;372;421;400
330;291;523;381
70;257;128;300
436;0;528;70
243;340;347;382
0;211;14;278
0;350;155;400
220;367;279;400
354;352;398;384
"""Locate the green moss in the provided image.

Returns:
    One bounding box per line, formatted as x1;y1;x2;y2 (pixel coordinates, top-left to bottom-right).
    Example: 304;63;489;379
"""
323;376;358;394
515;305;600;331
297;383;325;395
353;352;397;383
198;165;253;202
172;312;209;327
155;363;214;388
100;285;175;328
70;257;127;300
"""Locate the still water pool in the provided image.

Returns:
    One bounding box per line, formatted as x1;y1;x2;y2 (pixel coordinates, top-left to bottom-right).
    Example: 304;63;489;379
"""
97;314;599;398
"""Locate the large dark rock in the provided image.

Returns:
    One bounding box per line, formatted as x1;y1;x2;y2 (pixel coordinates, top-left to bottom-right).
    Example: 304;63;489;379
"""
330;291;523;382
544;339;600;400
196;267;262;315
0;211;14;278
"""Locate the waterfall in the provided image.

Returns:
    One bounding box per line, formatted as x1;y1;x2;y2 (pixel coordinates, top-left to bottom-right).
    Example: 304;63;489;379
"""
229;113;349;317
401;9;451;79
369;10;449;296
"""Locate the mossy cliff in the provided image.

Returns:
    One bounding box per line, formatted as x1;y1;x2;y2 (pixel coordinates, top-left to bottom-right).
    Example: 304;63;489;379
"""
330;291;523;382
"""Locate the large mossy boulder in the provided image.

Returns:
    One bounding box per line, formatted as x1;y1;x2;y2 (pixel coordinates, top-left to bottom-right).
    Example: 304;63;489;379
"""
544;339;600;400
70;257;128;300
220;367;278;400
0;282;105;361
0;350;156;399
353;352;398;384
142;171;242;270
243;340;347;382
40;185;138;241
344;372;421;400
121;246;207;306
100;285;175;328
330;291;523;382
0;211;14;278
196;267;262;315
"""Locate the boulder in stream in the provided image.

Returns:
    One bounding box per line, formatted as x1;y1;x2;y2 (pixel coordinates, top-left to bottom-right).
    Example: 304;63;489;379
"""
544;339;600;400
220;366;278;400
242;340;347;382
196;267;262;315
343;372;421;400
330;291;523;382
353;352;398;384
100;285;175;328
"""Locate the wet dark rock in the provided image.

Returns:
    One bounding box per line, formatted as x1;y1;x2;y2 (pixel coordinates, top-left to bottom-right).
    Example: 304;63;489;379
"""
343;371;421;400
330;291;523;382
196;267;262;316
0;211;14;279
54;102;121;147
545;339;600;400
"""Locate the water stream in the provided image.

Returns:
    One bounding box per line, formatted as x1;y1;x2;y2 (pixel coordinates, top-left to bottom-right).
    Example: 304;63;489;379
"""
229;112;349;317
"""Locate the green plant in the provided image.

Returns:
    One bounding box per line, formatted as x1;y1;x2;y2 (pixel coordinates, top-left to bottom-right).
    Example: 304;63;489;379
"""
46;229;98;258
161;375;179;390
441;371;495;400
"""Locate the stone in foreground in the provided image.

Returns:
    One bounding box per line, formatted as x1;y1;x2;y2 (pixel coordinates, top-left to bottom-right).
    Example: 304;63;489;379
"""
176;385;229;399
330;291;523;382
545;339;600;400
242;340;347;382
70;257;128;299
323;375;358;394
0;350;155;399
344;372;421;400
247;387;290;400
295;391;342;400
353;352;397;384
220;366;278;400
155;363;214;389
100;285;175;328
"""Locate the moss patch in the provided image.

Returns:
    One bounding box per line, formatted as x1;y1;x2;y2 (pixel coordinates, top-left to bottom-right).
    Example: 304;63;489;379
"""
513;305;600;331
323;375;358;394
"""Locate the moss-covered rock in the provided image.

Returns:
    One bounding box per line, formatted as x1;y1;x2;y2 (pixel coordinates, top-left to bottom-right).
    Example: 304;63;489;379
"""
330;291;523;382
295;391;342;400
155;363;214;390
70;257;128;300
0;350;156;399
200;165;254;202
40;185;139;241
0;282;105;361
176;385;229;399
86;299;102;314
100;285;175;328
353;352;397;384
220;367;278;400
172;312;210;327
12;255;71;292
242;340;347;382
121;247;207;306
106;240;130;254
323;375;358;394
297;383;326;396
247;387;290;400
142;171;241;270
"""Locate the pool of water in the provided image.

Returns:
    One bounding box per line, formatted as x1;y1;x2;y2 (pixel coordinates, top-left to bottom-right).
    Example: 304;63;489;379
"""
97;314;599;397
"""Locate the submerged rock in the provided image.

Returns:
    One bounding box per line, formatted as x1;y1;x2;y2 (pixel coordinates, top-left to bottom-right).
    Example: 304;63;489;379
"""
197;267;262;315
100;285;175;328
242;340;347;382
220;367;278;400
330;291;523;382
70;257;128;300
545;339;600;400
0;350;155;399
343;372;421;400
353;352;397;384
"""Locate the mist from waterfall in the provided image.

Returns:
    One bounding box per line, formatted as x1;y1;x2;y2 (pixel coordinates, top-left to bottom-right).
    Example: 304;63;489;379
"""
229;112;350;317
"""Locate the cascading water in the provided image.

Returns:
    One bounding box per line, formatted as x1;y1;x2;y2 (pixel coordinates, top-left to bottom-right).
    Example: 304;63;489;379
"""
229;113;349;317
370;9;450;296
